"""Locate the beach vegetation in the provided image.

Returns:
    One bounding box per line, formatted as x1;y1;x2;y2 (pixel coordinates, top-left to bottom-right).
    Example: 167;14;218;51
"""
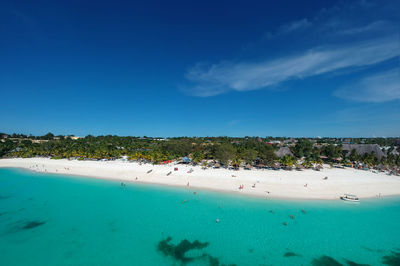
214;143;236;166
1;134;399;172
240;149;258;164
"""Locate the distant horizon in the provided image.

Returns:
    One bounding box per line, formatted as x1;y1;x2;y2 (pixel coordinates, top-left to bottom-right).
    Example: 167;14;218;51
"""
2;131;399;139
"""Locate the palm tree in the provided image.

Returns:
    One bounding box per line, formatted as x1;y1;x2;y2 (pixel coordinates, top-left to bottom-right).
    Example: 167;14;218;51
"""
231;156;242;169
280;155;296;168
191;150;204;165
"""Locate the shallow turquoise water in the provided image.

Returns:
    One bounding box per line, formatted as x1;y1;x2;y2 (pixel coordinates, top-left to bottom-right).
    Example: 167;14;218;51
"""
0;168;399;266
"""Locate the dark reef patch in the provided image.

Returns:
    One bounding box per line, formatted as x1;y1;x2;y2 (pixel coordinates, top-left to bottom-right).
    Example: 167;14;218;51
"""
0;212;9;217
108;220;117;232
157;236;209;263
157;236;236;265
206;254;236;266
5;220;47;234
22;221;46;230
382;250;400;266
311;255;343;266
208;255;219;266
344;259;370;266
361;246;384;253
284;251;301;257
0;195;11;200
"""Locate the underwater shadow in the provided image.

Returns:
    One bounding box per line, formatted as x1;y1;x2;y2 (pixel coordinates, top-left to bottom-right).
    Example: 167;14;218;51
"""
157;236;236;266
382;249;400;266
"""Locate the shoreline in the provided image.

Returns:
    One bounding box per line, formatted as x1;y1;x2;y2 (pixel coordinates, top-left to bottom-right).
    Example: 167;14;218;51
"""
1;158;400;200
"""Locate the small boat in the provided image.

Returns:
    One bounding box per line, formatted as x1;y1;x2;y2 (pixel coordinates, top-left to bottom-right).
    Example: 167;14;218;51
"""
340;194;360;202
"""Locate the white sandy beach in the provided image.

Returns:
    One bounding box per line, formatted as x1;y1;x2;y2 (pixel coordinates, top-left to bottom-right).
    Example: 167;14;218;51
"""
1;158;400;200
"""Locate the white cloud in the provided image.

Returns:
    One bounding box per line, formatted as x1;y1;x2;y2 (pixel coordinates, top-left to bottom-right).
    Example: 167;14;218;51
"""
279;19;311;34
185;36;399;97
337;20;390;35
184;0;399;97
227;120;241;126
334;68;400;102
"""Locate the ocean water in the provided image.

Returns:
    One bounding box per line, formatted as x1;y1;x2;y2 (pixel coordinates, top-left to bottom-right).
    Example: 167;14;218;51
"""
0;168;399;266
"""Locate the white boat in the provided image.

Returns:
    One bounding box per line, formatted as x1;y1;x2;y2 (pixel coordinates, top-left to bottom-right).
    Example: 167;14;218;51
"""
340;194;360;202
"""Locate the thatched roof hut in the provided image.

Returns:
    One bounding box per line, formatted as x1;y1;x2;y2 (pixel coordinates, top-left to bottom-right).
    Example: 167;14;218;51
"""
342;144;385;159
274;147;293;158
256;163;265;169
244;163;253;170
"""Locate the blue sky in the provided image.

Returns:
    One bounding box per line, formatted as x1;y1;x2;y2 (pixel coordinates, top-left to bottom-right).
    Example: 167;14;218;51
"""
0;0;399;137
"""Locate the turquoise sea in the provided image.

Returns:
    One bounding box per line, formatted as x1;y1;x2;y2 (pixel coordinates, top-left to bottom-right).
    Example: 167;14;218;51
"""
0;168;399;266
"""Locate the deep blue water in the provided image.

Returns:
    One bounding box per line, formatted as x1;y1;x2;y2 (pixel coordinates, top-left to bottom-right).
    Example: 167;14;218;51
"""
0;168;399;266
